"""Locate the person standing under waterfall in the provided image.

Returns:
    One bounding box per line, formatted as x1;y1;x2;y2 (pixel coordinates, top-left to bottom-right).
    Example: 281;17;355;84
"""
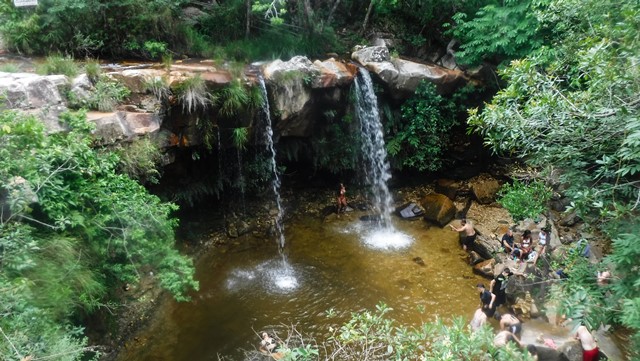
337;183;347;213
450;218;476;251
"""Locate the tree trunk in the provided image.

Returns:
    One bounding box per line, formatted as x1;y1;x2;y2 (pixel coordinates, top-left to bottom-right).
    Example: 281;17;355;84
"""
302;0;315;32
325;0;341;30
245;0;251;39
361;0;375;35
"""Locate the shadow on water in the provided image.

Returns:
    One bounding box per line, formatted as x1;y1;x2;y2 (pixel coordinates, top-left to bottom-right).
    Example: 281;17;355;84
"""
115;212;487;361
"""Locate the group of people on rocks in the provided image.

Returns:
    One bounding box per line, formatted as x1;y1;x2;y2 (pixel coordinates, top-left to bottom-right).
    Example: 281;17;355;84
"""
463;222;602;361
500;227;549;264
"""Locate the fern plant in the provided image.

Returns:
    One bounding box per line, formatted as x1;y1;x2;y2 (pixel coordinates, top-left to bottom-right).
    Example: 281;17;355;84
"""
218;79;250;117
175;74;210;113
232;127;249;150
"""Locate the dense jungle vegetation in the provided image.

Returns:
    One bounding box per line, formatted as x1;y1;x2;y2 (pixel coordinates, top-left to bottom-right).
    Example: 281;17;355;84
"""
1;0;639;360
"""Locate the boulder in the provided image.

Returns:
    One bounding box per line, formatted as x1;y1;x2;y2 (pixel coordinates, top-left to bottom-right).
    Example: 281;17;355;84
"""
312;59;356;88
469;175;501;204
557;340;582;361
474;234;501;260
420;193;456;227
351;46;391;63
396;202;424;220
434;178;460;200
263;57;318;137
473;258;495;278
352;46;468;98
107;69;167;94
86;111;160;144
0;72;68;132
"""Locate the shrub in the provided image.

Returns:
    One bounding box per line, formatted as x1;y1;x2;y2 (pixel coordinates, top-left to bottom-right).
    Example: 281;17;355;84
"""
85;77;131;111
498;180;552;221
0;63;20;72
174;75;210;113
36;54;79;78
386;81;457;172
83;58;101;84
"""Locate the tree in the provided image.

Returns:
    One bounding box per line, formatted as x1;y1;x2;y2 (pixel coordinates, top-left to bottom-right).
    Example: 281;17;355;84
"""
447;0;546;67
467;0;640;354
385;81;458;172
0;108;198;359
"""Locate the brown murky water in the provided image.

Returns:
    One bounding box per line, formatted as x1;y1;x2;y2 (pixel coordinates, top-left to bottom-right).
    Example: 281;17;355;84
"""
115;213;486;360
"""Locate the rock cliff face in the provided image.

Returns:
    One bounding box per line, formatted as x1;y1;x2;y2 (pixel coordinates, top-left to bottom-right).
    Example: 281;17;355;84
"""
2;46;479;151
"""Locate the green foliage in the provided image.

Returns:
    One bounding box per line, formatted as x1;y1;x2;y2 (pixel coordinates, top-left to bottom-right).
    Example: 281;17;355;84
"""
266;302;532;360
174;75;210;113
36;54;79;77
447;0;545;66
143;40;168;59
0;0;186;57
0;62;20;72
217;79;251;117
311;112;360;174
497;180;552;221
0;108;196;360
84;77;131;111
143;75;171;101
83;58;101;84
469;0;640;352
468;0;640;225
114;137;163;184
232;127;249;150
0;108;198;298
386;81;457;172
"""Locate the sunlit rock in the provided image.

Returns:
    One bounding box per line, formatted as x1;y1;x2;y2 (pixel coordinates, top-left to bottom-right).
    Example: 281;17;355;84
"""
420;193;456;227
0;72;68;133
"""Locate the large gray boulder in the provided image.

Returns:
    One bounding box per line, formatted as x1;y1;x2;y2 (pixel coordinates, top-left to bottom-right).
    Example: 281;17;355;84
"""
351;46;468;98
0;72;68;132
263;56;321;137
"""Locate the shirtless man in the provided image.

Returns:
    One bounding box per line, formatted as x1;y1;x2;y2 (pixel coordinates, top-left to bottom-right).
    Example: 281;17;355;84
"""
575;325;599;361
499;313;522;337
494;330;522;348
450;219;476;251
470;308;488;331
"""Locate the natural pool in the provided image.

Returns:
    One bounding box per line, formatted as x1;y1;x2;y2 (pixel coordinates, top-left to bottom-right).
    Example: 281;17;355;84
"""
115;211;486;360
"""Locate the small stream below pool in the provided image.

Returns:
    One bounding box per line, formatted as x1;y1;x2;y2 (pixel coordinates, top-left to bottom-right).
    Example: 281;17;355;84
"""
114;211;490;360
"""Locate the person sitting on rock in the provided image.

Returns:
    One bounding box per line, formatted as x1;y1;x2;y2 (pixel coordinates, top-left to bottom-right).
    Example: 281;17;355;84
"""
538;227;549;255
501;228;515;254
513;230;533;260
450;218;476;251
498;312;522;337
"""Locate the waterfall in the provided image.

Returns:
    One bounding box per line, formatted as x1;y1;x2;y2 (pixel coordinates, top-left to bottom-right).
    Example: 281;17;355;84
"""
353;67;394;229
257;76;286;251
235;148;246;216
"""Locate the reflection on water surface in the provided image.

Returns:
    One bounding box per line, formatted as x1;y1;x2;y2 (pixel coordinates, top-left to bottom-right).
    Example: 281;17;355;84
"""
116;213;485;360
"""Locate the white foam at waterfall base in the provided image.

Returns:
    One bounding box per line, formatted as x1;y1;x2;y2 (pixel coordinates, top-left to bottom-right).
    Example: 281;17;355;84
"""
363;228;413;250
225;259;299;293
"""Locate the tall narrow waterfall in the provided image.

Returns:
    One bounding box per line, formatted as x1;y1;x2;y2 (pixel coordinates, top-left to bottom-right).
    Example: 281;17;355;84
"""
353;68;394;229
257;76;286;251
